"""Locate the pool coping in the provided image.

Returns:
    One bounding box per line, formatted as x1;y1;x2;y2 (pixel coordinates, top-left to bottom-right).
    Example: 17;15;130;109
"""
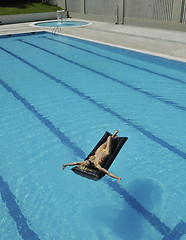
0;19;186;62
1;27;186;64
58;31;186;64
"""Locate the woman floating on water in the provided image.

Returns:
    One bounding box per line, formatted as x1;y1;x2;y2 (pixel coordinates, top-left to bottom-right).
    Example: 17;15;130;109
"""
62;130;121;183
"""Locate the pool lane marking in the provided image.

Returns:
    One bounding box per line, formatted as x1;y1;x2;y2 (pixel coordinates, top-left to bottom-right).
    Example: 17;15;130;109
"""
103;177;171;236
0;176;40;240
162;220;186;240
0;77;84;240
0;46;185;160
104;177;186;239
0;78;85;159
17;39;186;113
0;78;186;239
40;36;186;85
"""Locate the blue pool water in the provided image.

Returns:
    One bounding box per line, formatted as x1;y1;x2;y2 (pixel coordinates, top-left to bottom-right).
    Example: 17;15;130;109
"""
35;20;89;27
0;31;186;240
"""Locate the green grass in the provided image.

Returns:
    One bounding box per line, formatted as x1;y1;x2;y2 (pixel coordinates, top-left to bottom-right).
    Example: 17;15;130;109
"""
0;1;62;16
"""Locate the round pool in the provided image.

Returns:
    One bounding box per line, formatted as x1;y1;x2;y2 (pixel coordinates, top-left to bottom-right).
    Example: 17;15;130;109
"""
35;20;89;28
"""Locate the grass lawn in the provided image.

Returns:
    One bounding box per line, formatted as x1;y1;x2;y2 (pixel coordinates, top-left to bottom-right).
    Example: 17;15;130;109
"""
0;1;62;16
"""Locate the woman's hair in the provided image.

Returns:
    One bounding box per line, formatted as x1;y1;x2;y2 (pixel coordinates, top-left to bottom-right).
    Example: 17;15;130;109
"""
78;158;96;172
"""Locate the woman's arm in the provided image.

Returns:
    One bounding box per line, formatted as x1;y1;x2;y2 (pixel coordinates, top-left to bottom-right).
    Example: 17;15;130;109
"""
96;165;121;183
62;161;84;170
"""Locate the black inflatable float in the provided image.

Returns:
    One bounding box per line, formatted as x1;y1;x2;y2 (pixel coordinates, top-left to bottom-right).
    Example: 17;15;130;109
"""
71;131;128;181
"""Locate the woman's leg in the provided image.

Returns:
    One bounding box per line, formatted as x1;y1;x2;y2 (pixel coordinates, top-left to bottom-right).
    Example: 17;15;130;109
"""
112;130;119;138
105;130;119;155
97;130;119;153
105;136;112;155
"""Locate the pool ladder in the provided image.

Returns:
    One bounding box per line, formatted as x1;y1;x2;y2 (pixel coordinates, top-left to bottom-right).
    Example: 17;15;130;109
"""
52;22;63;34
52;10;65;34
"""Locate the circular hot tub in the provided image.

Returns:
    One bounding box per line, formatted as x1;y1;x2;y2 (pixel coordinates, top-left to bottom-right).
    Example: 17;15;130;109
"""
35;20;89;28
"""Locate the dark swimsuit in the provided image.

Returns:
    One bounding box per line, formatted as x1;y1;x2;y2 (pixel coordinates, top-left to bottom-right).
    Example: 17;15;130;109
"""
88;160;98;170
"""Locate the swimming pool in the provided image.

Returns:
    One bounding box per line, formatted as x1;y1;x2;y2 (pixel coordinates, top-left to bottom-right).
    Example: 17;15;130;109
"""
0;31;186;240
34;20;89;28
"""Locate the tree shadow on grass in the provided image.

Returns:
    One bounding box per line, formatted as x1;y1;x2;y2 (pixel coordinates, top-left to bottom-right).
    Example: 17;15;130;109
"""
0;0;41;9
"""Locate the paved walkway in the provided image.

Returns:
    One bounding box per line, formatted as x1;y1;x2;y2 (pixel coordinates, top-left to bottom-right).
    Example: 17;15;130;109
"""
1;19;186;61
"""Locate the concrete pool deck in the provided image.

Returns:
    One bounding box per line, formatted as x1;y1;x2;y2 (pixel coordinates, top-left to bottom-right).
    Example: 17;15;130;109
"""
0;19;186;62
